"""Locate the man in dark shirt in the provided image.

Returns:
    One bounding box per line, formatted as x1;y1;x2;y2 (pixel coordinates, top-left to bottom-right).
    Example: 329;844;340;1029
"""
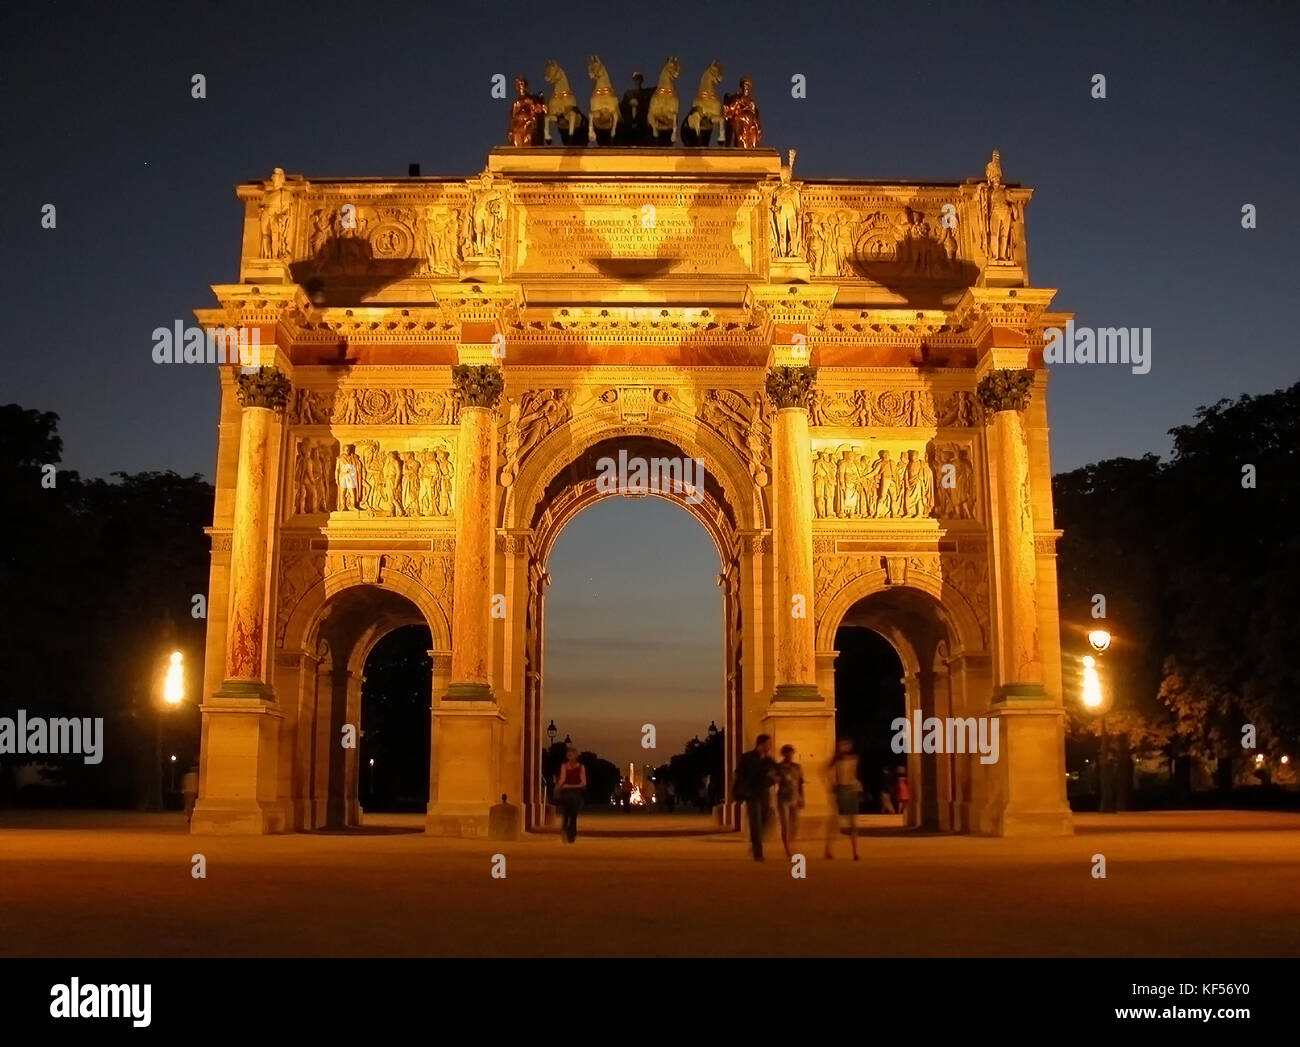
734;734;778;860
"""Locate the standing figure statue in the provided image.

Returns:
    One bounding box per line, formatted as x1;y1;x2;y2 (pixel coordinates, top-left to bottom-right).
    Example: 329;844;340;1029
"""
507;76;547;147
336;444;364;511
977;149;1020;264
587;55;619;144
682;60;724;145
381;451;403;517
770;149;803;258
813;450;834;519
401;451;421;516
619;72;652;144
462;170;507;259
543;60;586;144
646;57;681;144
258;167;297;260
722;77;762;149
869;450;899;518
902;449;935;518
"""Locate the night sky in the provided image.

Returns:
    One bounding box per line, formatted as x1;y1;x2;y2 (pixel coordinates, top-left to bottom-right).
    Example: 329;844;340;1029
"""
5;1;1297;769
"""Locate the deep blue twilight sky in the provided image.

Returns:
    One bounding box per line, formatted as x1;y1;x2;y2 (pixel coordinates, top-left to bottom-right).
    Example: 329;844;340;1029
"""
4;1;1297;767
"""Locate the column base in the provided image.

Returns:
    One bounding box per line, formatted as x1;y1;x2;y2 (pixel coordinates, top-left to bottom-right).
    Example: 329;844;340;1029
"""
971;697;1074;837
193;690;285;835
191;797;290;835
443;681;494;702
772;683;821;702
425;804;492;838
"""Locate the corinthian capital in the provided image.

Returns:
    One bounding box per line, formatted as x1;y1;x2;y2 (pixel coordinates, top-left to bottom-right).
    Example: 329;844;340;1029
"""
764;366;818;411
452;364;505;409
976;368;1034;413
235;367;292;411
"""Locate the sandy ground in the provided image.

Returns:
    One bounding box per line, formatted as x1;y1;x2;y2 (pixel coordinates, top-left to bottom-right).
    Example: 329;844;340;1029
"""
1;808;1297;957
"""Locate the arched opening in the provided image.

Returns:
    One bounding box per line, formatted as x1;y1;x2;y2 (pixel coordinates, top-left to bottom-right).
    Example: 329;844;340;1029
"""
358;624;432;816
833;626;906;815
299;584;433;831
541;494;725;833
830;584;961;832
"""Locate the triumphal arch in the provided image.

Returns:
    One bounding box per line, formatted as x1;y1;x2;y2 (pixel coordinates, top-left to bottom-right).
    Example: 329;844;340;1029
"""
192;64;1073;837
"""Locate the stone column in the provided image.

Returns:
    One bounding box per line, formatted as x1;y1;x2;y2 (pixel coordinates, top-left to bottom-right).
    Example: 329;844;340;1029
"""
976;368;1044;698
762;366;835;839
427;364;506;837
766;366;819;701
223;367;290;688
193;367;291;835
447;364;503;700
973;366;1072;836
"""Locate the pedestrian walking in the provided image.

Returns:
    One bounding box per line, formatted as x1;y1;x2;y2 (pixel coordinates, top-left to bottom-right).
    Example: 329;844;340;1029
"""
879;766;896;814
894;765;912;823
775;744;805;858
181;763;199;824
824;738;861;860
555;747;586;843
733;734;777;860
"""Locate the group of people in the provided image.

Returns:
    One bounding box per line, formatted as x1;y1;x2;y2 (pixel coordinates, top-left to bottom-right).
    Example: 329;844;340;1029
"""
550;738;912;856
734;735;910;861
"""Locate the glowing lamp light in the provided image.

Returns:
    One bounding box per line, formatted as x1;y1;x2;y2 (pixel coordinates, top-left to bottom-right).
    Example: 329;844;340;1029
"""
163;651;184;705
1080;656;1103;710
1282;756;1290;765
1255;754;1265;766
1087;629;1112;653
169;754;177;763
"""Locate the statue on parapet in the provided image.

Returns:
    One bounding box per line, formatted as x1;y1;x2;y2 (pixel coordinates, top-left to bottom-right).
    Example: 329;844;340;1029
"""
770;150;803;258
681;60;725;146
543;60;587;144
507;76;547;147
977;149;1020;263
722;76;762;149
587;55;619;144
646;57;681;145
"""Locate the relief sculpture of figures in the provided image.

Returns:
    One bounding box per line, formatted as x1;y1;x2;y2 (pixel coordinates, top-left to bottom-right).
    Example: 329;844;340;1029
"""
507;76;547;147
500;389;572;487
901;449;935;518
700;389;769;487
977;149;1020;263
335;444;364;511
422;207;460;275
815;446;948;520
258;167;298;260
722;76;762;149
770;150;802;258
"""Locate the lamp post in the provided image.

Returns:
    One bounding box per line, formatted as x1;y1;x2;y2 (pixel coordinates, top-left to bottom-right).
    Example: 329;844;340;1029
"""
149;650;185;812
1080;652;1109;811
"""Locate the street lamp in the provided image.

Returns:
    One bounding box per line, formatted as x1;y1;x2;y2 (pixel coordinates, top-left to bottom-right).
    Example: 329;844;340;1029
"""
1087;629;1112;653
546;720;557;747
707;720;719;737
151;650;185;812
1078;653;1111;810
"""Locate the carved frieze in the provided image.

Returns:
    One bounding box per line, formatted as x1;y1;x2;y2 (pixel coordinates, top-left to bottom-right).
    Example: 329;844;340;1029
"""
290;439;456;518
499;389;573;487
327;387;457;426
698;388;771;486
809;388;977;429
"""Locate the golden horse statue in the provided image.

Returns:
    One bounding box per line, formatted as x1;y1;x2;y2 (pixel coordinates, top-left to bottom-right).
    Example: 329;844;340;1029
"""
586;55;619;143
543;59;583;144
646;56;681;144
684;60;725;145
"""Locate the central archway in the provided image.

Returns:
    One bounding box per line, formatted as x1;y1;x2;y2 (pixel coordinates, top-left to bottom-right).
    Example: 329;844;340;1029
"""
542;495;724;829
507;429;755;831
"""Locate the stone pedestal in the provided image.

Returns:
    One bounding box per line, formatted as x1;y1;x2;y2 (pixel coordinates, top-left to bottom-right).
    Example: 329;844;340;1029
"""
972;704;1073;836
763;702;836;840
192;695;288;834
427;703;506;837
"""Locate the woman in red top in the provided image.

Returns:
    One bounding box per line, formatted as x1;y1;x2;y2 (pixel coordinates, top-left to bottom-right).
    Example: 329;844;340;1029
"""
555;747;587;843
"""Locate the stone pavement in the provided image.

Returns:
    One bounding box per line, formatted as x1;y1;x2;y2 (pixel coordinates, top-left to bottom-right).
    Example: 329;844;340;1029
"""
1;809;1296;957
